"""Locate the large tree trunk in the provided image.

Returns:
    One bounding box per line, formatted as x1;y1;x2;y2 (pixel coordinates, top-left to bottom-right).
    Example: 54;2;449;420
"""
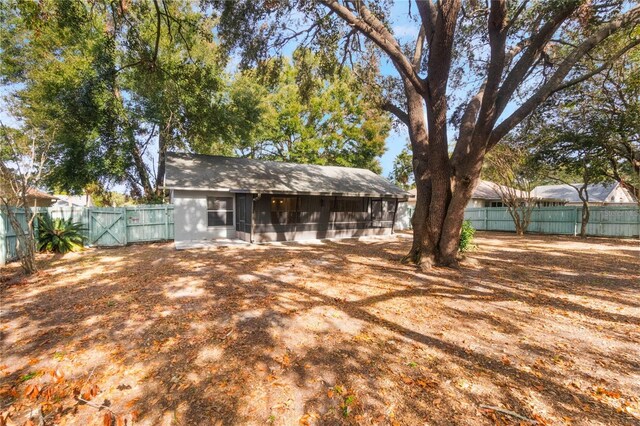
401;80;435;266
400;77;483;267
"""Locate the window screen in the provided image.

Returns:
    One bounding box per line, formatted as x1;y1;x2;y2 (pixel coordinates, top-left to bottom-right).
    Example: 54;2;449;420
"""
331;197;367;212
271;197;298;224
271;197;297;212
383;199;396;213
207;196;233;227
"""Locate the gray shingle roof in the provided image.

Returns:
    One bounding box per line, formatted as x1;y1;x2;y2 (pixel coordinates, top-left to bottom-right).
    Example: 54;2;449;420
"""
531;183;617;203
472;180;527;200
164;153;409;198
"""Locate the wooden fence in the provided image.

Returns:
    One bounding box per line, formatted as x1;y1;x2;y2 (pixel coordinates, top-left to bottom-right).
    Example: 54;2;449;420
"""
1;205;174;265
464;206;640;238
3;204;638;266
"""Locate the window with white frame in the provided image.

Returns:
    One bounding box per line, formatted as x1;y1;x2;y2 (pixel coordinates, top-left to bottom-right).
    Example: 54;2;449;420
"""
207;196;233;227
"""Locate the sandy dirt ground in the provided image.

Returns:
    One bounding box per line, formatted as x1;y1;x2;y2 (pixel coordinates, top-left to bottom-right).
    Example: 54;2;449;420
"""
1;232;639;425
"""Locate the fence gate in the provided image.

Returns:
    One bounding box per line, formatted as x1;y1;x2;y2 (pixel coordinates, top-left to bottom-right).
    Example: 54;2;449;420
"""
89;208;127;246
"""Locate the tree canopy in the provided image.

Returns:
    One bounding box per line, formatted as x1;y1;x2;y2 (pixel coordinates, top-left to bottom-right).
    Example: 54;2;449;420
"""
1;1;389;202
235;49;389;173
209;0;640;266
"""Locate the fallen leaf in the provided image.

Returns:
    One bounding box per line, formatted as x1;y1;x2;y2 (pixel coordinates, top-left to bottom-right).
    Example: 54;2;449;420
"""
102;412;114;426
23;385;40;400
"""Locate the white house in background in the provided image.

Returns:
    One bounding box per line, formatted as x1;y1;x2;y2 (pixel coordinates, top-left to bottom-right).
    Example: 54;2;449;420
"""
52;194;93;208
466;180;527;208
395;180;519;229
531;182;637;206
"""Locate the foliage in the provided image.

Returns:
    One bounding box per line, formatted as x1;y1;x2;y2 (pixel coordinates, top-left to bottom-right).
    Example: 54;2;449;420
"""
0;1;252;198
37;215;86;254
1;3;391;202
458;220;476;253
389;144;414;190
0;124;52;274
235;49;390;173
528;29;640;204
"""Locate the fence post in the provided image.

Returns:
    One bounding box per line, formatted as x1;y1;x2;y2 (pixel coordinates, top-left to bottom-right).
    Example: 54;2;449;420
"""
483;208;488;231
88;207;93;247
164;204;169;240
573;206;578;236
122;207;128;246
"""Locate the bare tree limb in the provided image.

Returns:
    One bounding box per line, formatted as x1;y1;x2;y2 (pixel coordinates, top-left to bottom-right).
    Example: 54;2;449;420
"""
320;0;426;93
489;5;640;149
551;38;640;94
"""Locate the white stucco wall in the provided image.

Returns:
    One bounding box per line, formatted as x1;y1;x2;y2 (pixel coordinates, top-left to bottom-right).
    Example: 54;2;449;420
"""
172;190;236;241
394;201;412;230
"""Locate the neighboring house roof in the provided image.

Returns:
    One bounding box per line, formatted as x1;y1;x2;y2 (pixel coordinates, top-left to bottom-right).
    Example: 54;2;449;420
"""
164;153;409;198
531;182;631;203
26;187;57;201
472;180;526;200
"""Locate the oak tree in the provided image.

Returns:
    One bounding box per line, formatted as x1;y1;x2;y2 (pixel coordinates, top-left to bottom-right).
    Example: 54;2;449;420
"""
210;0;640;266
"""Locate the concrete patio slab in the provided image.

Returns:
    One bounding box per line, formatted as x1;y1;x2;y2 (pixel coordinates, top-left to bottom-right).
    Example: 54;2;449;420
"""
174;233;409;251
175;239;251;250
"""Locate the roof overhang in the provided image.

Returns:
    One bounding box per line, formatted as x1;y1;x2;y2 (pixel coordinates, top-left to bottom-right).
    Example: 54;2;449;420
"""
164;186;409;199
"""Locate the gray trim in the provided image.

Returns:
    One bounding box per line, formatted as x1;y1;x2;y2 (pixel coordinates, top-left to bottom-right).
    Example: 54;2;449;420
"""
253;227;393;243
163;186;408;199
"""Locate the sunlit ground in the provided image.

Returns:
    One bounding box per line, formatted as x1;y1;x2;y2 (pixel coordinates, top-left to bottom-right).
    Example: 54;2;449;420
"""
1;232;638;425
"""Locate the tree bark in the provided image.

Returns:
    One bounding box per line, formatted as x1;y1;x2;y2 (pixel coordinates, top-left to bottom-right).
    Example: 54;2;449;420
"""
580;202;590;239
401;79;435;266
3;203;37;275
130;135;153;198
156;123;167;194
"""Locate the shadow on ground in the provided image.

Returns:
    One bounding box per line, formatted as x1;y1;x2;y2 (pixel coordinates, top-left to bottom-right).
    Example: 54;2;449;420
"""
1;232;639;425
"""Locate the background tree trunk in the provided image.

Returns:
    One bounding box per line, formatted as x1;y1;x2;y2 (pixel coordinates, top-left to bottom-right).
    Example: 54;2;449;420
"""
156;124;167;194
3;204;37;274
580;202;590;238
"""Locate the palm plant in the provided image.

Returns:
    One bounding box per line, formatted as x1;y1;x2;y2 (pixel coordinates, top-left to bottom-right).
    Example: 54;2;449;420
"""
37;215;86;253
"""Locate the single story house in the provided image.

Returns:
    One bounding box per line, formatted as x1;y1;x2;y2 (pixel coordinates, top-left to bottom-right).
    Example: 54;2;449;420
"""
531;182;637;206
466;180;527;208
164;153;409;243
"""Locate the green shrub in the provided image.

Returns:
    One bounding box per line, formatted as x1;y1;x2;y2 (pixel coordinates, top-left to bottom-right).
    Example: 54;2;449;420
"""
458;220;476;252
37;215;86;254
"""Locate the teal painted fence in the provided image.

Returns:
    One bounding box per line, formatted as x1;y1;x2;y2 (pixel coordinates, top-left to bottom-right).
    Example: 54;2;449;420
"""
1;205;174;265
464;206;640;238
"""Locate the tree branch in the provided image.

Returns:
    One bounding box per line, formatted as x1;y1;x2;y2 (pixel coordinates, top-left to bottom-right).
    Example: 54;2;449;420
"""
489;4;640;149
320;0;426;93
152;0;162;64
414;0;436;46
551;38;640;94
494;3;579;119
381;101;410;126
